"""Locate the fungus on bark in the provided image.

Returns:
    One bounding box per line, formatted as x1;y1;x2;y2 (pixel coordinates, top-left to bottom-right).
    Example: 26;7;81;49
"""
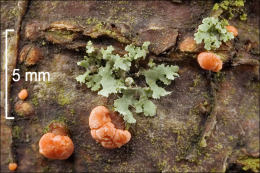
197;52;223;72
89;106;131;149
39;122;74;160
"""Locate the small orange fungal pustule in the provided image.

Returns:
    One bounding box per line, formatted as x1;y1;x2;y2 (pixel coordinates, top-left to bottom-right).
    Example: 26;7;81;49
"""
18;89;28;100
8;163;18;171
226;25;238;37
179;36;197;52
197;52;223;72
15;101;34;116
89;106;131;149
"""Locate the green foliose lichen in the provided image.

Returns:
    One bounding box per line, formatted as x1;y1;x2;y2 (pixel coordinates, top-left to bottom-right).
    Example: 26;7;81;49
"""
237;157;260;172
194;17;234;50
213;0;247;21
76;41;179;124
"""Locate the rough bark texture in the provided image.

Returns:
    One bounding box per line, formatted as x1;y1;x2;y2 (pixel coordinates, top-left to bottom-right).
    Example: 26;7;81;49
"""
1;1;259;172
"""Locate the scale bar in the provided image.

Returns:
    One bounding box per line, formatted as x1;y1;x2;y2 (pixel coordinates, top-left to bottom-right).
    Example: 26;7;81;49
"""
5;29;14;120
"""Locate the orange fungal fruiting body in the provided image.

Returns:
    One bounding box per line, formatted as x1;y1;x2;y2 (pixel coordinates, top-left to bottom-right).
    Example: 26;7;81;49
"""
15;101;34;116
179;37;197;52
8;163;18;171
18;89;28;100
49;122;69;136
197;52;223;72
113;129;131;148
39;133;74;160
39;122;74;160
89;106;111;129
89;106;131;149
226;25;238;37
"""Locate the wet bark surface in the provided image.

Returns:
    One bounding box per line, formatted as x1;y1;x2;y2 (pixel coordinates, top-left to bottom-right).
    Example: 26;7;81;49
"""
1;0;259;172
